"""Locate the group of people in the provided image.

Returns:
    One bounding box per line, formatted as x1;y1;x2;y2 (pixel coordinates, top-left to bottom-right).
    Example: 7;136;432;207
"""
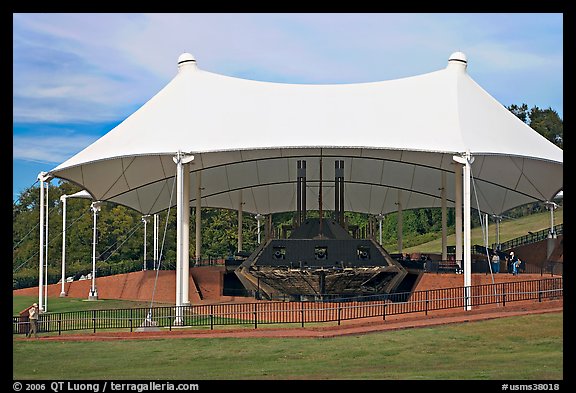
490;250;522;275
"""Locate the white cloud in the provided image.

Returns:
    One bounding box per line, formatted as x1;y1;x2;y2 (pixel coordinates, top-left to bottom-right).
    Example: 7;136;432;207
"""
11;13;563;200
13;133;99;164
13;13;563;123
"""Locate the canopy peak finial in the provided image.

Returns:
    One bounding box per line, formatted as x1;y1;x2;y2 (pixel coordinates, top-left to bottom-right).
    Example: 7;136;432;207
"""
447;51;467;71
177;53;197;71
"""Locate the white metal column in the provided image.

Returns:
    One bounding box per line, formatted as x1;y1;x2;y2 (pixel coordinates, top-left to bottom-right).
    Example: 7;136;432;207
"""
60;195;68;297
441;172;448;262
238;190;243;252
195;171;202;263
377;213;384;245
37;172;51;312
38;176;45;312
546;201;558;237
255;214;264;244
89;201;102;300
182;163;190;305
396;190;403;254
43;180;50;312
142;215;150;270
454;163;463;268
173;151;194;325
493;215;501;250
59;190;91;298
545;201;558;259
175;153;183;324
463;152;472;310
153;214;159;269
484;213;489;249
454;152;472;311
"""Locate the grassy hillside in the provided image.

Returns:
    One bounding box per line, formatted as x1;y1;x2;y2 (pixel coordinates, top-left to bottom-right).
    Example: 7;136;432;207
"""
402;206;563;254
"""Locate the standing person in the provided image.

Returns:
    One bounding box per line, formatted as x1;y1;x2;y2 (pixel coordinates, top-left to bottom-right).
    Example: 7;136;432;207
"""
509;251;519;275
26;303;39;338
491;250;500;273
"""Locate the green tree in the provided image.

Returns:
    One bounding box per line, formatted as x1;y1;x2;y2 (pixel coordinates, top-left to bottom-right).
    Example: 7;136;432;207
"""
508;103;529;123
529;106;563;148
507;103;563;148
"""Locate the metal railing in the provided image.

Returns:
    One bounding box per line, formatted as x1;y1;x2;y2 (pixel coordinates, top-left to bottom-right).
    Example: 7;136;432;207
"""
498;224;563;251
397;258;562;276
13;277;562;336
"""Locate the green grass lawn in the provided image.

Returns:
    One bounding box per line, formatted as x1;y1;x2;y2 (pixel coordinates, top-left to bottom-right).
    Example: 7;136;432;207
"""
13;312;562;380
13;207;563;381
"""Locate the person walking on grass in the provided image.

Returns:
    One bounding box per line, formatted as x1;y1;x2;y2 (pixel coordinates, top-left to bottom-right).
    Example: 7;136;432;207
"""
26;303;39;338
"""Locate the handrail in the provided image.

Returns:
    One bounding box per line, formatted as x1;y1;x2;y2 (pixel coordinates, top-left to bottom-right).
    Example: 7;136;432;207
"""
498;224;563;251
13;277;562;335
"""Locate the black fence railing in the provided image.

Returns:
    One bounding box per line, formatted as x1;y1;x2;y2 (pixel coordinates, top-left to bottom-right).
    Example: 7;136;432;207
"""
13;277;562;336
498;224;563;251
397;258;562;276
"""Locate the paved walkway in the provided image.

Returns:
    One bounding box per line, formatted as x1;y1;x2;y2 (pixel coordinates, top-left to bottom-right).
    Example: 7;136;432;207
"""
18;299;562;342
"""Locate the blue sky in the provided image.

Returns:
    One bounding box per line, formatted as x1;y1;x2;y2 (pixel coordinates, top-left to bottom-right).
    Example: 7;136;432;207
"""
12;13;563;202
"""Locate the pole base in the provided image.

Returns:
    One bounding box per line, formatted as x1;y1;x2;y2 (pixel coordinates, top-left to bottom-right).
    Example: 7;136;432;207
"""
136;318;160;332
87;288;99;301
59;292;67;298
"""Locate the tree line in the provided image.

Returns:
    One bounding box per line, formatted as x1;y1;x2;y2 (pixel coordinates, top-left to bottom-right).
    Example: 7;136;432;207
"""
12;104;562;289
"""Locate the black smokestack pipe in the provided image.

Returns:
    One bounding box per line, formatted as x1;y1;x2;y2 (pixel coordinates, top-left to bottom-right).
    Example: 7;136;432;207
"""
335;160;340;221
302;160;307;222
319;155;323;237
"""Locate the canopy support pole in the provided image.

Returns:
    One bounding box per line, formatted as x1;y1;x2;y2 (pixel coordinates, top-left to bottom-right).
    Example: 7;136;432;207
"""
175;154;183;324
545;201;558;259
142;215;149;271
377;213;384;245
493;215;501;250
441;172;448;262
454;163;463;269
267;215;273;241
39;177;43;311
153;214;159;269
256;214;264;243
396;190;403;254
484;213;489;251
182;163;190;305
60;195;68;297
195;171;202;263
60;190;91;298
463;152;472;310
238;190;243;252
173;151;194;325
88;201;102;300
453;152;472;311
43;180;50;312
37;172;51;312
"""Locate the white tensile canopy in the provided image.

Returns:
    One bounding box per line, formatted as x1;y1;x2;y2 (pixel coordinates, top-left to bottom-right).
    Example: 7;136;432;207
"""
39;51;562;314
47;52;563;217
